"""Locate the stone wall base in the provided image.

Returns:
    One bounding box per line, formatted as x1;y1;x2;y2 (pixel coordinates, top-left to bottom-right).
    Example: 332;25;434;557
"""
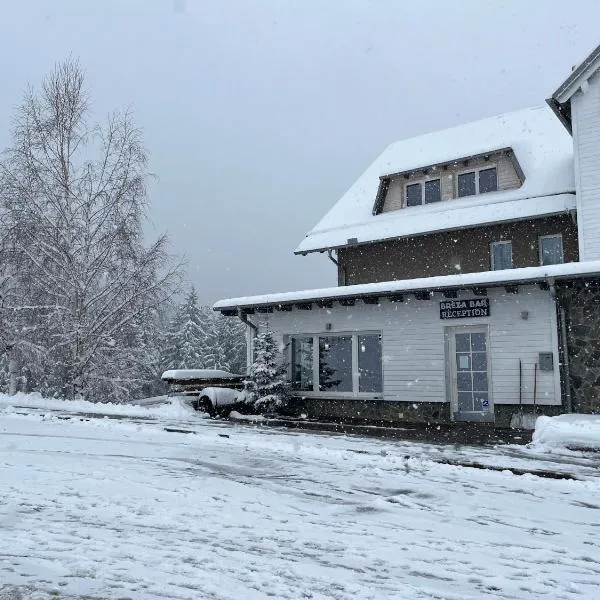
557;280;600;413
283;397;564;429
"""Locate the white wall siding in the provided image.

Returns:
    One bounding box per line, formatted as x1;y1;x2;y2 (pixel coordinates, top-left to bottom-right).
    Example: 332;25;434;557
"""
255;285;561;407
571;72;600;261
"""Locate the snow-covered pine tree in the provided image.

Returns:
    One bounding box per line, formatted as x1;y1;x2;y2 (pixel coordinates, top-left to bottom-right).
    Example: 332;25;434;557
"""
201;309;246;373
242;328;288;412
214;314;246;374
162;287;205;369
195;305;221;370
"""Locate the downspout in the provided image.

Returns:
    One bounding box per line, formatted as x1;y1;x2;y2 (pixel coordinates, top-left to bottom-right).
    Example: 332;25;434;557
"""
237;308;257;332
327;249;347;285
549;280;573;413
238;309;257;375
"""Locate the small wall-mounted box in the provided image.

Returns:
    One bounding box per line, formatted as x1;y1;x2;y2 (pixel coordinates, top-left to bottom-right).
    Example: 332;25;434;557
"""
539;352;554;372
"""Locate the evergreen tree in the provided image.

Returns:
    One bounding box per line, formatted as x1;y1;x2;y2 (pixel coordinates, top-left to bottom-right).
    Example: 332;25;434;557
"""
203;312;246;373
242;329;288;412
163;288;205;369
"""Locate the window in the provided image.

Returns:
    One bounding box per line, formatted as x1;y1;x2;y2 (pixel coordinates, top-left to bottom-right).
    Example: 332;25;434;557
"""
457;172;476;197
479;167;498;193
424;179;441;204
491;241;512;270
289;332;383;395
319;336;352;392
539;234;564;266
291;337;313;391
406;183;422;207
457;166;497;197
358;334;382;392
405;178;441;206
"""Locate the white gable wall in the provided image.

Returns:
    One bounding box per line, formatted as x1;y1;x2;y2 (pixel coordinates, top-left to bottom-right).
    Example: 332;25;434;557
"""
571;72;600;260
254;286;561;407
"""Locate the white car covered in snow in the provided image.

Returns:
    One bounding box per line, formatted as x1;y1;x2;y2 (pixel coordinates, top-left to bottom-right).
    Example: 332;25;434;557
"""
160;369;244;416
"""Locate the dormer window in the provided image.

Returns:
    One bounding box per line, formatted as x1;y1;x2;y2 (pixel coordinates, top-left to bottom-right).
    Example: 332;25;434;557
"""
457;167;498;198
373;148;521;215
405;178;441;207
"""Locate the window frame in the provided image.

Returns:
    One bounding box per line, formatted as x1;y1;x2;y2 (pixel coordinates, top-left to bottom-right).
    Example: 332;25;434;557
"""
403;177;442;207
287;331;383;399
456;165;498;198
539;234;564;266
490;240;513;271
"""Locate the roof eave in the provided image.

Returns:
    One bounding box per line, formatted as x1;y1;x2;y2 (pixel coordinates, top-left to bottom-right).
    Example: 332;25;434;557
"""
214;264;600;313
546;97;573;134
294;198;576;255
552;43;600;104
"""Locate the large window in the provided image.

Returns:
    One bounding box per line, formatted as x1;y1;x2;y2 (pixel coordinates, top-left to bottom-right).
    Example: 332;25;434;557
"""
358;334;383;392
319;336;353;392
457;167;497;198
291;337;313;391
539;234;564;266
491;240;512;270
290;332;383;395
405;178;441;207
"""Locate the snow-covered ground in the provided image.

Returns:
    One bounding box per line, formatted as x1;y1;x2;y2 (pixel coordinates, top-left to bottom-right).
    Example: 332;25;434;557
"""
1;402;600;599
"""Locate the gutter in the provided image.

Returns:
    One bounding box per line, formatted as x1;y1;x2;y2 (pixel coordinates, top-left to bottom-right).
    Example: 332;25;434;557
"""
237;308;257;332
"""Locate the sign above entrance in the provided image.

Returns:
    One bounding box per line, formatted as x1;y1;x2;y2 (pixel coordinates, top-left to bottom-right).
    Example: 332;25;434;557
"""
440;298;490;320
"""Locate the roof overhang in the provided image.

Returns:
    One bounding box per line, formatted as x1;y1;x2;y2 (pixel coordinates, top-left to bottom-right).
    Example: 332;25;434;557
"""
295;193;576;255
547;42;600;133
546;97;572;135
214;260;600;314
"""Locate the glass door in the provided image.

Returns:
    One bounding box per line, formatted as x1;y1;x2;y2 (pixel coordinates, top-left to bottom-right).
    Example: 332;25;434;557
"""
450;328;493;421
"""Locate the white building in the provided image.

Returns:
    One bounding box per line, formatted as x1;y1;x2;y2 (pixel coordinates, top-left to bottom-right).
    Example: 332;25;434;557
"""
215;43;600;427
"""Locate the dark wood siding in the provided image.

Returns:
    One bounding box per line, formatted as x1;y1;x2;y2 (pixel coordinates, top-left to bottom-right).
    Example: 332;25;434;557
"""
337;215;579;285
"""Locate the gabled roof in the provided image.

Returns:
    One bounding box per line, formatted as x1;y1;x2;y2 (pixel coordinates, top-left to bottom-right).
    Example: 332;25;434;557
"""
214;260;600;313
295;107;574;255
547;42;600;132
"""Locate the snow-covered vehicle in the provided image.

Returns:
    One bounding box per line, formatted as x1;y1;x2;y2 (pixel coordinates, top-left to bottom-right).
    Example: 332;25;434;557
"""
161;369;244;416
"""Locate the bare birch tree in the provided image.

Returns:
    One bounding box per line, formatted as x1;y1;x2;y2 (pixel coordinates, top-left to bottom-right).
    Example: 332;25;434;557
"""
0;59;181;401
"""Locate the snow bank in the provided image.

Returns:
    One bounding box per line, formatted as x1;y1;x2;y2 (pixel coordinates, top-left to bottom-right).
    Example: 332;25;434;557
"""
161;369;240;381
532;414;600;451
0;393;197;420
229;410;266;423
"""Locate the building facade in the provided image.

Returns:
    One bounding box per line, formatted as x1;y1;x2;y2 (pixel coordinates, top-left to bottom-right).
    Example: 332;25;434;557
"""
215;43;600;427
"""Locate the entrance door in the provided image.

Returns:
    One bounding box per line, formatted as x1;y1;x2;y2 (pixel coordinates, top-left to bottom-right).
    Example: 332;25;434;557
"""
449;327;493;422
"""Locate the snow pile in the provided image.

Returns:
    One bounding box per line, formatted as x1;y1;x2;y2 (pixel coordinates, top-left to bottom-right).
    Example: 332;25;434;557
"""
161;368;240;380
0;392;197;420
229;410;266;422
532;414;600;451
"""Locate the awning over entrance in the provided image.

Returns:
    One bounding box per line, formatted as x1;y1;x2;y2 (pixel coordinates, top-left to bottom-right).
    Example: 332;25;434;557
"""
213;260;600;315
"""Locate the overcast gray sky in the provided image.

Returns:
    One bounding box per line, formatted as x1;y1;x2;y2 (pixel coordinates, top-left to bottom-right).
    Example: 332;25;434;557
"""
0;0;598;304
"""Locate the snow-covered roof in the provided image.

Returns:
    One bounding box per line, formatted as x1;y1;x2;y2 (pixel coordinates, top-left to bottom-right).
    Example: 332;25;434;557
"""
214;260;600;311
299;194;575;254
296;106;574;254
548;42;600;133
161;369;241;381
551;43;600;104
